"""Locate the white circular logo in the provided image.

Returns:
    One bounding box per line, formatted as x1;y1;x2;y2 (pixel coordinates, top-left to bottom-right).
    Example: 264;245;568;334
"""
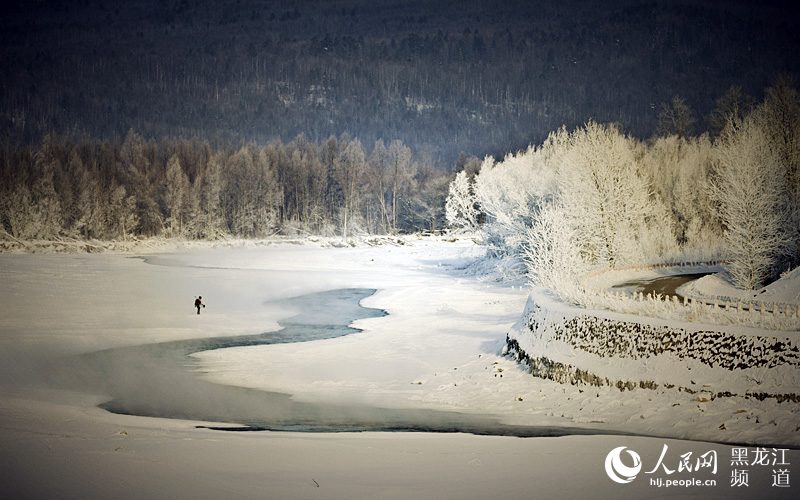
605;446;642;484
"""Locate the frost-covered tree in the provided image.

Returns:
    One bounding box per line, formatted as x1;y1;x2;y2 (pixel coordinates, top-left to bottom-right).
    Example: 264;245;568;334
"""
407;165;449;231
473;129;567;255
107;185;139;240
518;123;680;298
164;154;189;237
708;85;754;137
657;95;695;138
641;134;721;252
194;154;226;239
252;146;283;236
74;171;104;239
387;140;415;232
752;76;800;269
445;170;479;231
475;154;542;261
58;149;87;236
4;181;61;240
525;202;590;297
466;129;568;278
558;122;673;268
120;129;160;235
4;186;37;239
333;138;367;240
223;145;282;237
710;116;790;289
368;139;391;233
5;138;66;240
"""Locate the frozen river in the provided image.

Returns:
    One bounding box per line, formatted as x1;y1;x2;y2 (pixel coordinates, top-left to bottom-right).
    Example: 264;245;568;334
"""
56;287;607;437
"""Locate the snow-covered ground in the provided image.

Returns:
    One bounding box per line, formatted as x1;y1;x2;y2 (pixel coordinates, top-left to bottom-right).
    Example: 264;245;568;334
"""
0;237;797;498
194;251;799;446
587;262;800;307
581;264;800;331
680;267;800;305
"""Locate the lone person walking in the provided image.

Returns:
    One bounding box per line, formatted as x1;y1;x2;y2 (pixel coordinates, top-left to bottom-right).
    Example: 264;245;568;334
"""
194;296;205;315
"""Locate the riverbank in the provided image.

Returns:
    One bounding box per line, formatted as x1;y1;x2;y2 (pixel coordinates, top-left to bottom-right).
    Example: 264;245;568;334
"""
182;248;798;445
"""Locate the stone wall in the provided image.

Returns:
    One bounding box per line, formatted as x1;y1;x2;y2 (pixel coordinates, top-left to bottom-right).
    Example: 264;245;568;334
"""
506;288;800;401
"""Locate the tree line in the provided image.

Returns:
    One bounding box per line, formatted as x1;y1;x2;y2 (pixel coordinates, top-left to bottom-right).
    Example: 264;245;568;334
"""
447;78;800;291
0;133;453;241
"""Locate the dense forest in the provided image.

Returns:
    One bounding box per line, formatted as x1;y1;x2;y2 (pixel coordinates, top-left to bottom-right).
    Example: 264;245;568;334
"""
1;0;799;163
2;1;799;241
447;78;800;291
0;132;455;240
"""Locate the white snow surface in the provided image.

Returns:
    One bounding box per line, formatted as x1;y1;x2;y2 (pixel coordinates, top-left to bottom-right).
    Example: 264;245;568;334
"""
509;289;800;432
513;288;800;391
0;236;797;498
680;266;800;305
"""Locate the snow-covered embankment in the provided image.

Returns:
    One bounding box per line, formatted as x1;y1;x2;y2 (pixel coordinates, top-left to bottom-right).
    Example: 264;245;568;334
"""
507;287;800;404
